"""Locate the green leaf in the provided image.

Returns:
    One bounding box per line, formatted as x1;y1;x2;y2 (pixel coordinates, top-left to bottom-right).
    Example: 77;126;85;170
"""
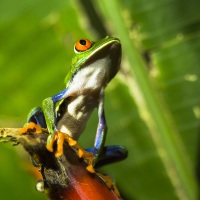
0;0;89;199
153;35;200;165
123;0;200;49
95;0;199;199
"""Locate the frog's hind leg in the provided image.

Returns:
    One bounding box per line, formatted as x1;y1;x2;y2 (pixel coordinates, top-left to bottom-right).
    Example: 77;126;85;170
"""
19;107;46;134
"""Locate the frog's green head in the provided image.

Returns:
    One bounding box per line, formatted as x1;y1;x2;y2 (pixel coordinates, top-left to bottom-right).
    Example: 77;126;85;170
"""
65;36;121;87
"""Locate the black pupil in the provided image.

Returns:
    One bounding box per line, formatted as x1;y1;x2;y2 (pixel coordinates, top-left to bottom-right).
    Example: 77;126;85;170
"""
80;39;86;45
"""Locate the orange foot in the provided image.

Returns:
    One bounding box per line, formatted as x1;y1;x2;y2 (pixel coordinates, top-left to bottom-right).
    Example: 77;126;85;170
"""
46;131;95;173
97;173;120;198
18;122;42;134
78;148;95;173
46;131;77;158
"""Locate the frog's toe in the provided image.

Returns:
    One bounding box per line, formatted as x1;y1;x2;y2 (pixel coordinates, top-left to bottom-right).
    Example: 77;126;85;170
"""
78;148;96;173
46;132;96;173
97;173;120;197
46;131;64;157
64;134;77;146
78;148;93;159
46;133;57;153
18;122;42;134
86;164;95;173
46;131;78;157
55;131;65;157
56;132;77;157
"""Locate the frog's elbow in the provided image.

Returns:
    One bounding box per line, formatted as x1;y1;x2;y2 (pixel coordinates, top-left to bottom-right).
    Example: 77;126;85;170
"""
42;97;54;110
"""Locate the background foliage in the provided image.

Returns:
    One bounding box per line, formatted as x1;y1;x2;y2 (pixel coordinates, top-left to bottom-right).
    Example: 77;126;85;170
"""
0;0;200;199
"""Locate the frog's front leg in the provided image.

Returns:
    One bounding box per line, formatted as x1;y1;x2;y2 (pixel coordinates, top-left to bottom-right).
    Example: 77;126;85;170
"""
42;88;71;156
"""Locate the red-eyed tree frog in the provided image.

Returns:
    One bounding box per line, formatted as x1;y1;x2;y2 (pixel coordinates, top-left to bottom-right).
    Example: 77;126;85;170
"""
19;36;126;172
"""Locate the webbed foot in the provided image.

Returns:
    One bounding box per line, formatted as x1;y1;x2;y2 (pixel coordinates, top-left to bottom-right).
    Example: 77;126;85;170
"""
97;173;120;197
46;131;77;157
18;122;42;134
46;131;96;173
78;148;95;173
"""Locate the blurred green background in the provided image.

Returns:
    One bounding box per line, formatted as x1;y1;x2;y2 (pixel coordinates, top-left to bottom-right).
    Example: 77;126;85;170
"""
0;0;200;199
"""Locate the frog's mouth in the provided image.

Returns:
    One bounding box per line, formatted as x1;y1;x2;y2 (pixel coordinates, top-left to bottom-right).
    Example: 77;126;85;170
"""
82;39;121;81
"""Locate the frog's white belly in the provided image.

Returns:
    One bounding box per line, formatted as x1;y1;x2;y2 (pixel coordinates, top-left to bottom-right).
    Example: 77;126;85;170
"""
56;61;107;139
56;94;99;140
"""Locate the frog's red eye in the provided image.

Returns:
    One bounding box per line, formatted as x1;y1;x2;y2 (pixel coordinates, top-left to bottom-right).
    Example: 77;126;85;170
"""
75;39;92;52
